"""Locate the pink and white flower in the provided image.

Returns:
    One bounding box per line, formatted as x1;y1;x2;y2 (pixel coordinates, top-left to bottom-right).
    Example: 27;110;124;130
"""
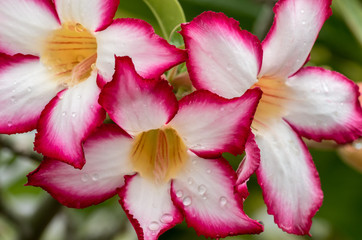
180;0;362;235
27;56;263;239
0;0;186;168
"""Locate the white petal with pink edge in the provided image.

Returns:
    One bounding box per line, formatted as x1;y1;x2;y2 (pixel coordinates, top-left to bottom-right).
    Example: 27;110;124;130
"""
118;174;183;240
34;72;106;168
236;132;260;185
260;0;332;78
96;18;186;81
284;67;362;144
99;57;178;136
255;119;323;235
0;0;60;55
54;0;119;32
0;54;63;134
169;89;261;158
27;124;134;208
171;152;263;238
181;11;262;98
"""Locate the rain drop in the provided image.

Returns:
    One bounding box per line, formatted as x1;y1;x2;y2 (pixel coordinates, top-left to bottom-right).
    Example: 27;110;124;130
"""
75;23;84;32
62;111;67;117
176;190;183;198
160;214;173;224
71;112;77;118
197;185;207;195
81;174;89;182
219;197;227;207
302;21;306;25
77;95;81;99
148;221;160;231
300;9;305;14
183;197;192;206
187;177;194;185
7;121;13;127
91;173;99;181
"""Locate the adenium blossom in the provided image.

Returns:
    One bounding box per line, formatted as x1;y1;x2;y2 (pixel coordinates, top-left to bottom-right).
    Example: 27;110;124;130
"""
0;0;185;168
27;56;264;239
181;0;362;235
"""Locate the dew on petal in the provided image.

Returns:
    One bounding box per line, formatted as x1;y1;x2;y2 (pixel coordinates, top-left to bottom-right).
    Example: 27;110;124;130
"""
148;221;160;231
187;177;194;185
197;185;207;195
81;173;89;182
219;197;227;207
300;9;305;14
7;121;13;127
176;190;183;198
71;112;77;118
183;197;192;206
302;21;306;25
62;111;67;117
160;214;173;224
91;173;99;181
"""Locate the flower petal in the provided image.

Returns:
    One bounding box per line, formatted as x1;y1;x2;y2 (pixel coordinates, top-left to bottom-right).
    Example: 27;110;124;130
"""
181;11;262;98
169;88;262;158
255;119;323;235
236;132;260;185
54;0;119;32
284;67;362;144
0;0;60;55
99;57;178;136
96;18;186;81
0;54;62;134
118;174;183;240
27;124;133;208
34;72;106;168
171;152;263;238
260;0;332;78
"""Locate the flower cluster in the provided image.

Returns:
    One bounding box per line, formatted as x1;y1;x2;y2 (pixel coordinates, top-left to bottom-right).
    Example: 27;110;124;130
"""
0;0;361;239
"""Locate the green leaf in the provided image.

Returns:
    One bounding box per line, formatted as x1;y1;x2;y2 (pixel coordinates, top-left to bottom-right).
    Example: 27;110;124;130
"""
334;0;362;46
142;0;186;45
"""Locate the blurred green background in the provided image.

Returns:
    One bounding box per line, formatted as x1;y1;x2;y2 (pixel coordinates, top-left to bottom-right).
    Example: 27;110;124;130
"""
1;0;361;240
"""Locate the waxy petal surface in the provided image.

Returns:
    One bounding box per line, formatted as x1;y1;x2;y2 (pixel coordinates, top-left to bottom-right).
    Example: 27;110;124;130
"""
28;124;133;208
255;120;323;235
96;18;186;81
0;54;62;134
119;175;183;240
54;0;119;32
99;57;178;136
169;89;262;158
260;0;332;78
171;153;263;238
0;0;60;55
284;67;362;143
181;11;262;98
35;72;106;168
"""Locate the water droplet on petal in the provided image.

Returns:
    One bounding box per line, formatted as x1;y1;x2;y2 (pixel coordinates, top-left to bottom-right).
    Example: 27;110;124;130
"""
91;173;99;181
226;64;233;71
176;190;183;198
206;169;211;174
187;177;194;185
160;214;173;224
62;111;67;117
81;173;89;182
75;23;84;32
219;197;227;207
198;185;207;195
302;21;306;25
7;121;13;127
220;107;224;111
90;105;94;109
148;221;160;231
300;9;305;14
183;197;192;206
71;112;77;118
77;95;81;99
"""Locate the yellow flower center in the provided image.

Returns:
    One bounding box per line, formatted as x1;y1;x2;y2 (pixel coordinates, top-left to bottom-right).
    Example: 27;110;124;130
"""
130;127;189;183
252;77;290;131
41;23;97;87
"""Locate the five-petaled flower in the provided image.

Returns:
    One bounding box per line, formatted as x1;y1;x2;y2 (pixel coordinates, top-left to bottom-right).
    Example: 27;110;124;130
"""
27;56;264;239
0;0;186;168
180;0;362;235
